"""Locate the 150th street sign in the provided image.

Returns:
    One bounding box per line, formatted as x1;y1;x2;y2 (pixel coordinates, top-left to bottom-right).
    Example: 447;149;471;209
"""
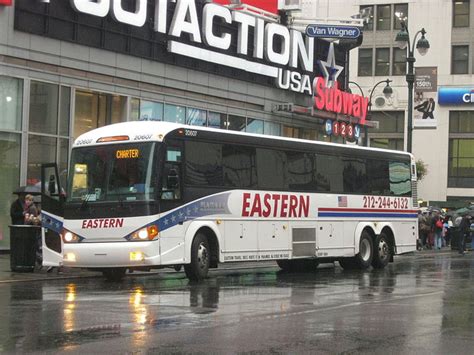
305;24;360;39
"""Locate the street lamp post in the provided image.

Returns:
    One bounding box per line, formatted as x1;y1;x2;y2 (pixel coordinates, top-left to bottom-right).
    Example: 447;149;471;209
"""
348;79;393;146
395;20;430;153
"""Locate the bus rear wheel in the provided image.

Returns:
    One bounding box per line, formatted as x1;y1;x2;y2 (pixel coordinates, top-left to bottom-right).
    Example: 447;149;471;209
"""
372;232;391;269
184;233;210;281
102;267;126;281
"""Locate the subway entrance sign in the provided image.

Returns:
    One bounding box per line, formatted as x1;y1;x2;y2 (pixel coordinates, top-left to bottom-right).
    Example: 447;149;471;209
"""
305;24;361;39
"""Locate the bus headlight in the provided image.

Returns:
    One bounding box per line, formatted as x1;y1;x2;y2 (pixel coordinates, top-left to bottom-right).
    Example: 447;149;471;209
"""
61;229;81;243
128;225;159;241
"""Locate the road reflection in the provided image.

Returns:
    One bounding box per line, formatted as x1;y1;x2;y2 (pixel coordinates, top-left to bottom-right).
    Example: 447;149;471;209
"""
0;254;473;353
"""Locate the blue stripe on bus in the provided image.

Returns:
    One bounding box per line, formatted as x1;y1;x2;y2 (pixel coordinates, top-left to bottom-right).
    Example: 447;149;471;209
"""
318;212;417;218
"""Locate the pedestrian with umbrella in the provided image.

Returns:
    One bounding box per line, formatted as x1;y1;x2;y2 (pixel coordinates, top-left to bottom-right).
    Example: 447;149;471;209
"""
10;186;41;225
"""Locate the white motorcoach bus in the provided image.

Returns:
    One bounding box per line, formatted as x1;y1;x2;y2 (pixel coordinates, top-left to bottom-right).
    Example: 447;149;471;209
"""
40;121;418;281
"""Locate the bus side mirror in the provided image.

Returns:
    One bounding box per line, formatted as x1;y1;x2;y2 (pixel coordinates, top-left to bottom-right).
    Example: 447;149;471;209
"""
48;175;56;194
167;169;179;188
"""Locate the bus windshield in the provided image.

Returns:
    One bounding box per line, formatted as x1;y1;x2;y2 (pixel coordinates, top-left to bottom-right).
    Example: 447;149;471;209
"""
67;142;157;203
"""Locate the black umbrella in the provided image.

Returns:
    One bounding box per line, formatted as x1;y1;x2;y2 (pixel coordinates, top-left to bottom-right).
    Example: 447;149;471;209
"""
13;185;41;195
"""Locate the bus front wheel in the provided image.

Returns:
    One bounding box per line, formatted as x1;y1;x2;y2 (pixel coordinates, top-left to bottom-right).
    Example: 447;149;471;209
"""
372;232;391;269
184;233;210;281
102;268;126;282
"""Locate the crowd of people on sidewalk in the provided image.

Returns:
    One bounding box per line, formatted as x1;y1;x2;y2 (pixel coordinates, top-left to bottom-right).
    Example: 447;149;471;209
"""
418;209;472;254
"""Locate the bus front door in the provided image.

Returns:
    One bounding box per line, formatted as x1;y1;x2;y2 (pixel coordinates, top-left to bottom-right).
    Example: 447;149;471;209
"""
40;163;65;267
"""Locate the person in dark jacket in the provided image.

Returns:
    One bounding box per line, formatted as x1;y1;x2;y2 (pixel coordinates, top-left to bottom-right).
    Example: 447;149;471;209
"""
10;193;26;225
458;215;472;255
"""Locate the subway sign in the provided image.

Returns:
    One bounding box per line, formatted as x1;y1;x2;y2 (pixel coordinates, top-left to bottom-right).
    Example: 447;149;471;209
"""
438;87;474;105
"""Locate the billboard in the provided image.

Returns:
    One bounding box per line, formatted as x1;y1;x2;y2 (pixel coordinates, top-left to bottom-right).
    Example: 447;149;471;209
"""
413;67;438;128
213;0;278;14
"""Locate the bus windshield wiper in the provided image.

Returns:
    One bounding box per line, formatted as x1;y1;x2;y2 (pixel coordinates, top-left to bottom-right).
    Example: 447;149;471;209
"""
80;190;94;211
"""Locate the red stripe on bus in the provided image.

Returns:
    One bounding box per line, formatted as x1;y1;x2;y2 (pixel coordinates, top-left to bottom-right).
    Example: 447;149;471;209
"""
318;208;418;213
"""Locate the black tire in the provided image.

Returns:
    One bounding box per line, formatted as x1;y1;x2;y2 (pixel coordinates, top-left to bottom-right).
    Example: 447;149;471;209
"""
184;233;210;281
102;268;126;281
276;259;319;272
354;231;374;269
339;231;374;270
372;232;391;269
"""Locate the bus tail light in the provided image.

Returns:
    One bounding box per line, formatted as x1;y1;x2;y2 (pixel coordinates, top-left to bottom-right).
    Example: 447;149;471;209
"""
128;225;159;241
61;228;82;243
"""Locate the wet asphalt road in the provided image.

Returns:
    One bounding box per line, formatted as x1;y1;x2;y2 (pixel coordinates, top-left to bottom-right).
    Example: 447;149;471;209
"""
1;251;474;354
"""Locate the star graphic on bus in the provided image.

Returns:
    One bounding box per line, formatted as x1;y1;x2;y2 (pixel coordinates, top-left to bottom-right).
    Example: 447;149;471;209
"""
171;215;176;222
163;218;169;225
317;42;343;88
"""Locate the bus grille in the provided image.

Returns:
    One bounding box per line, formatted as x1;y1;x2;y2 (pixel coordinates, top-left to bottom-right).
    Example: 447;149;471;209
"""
412;180;418;208
292;228;316;257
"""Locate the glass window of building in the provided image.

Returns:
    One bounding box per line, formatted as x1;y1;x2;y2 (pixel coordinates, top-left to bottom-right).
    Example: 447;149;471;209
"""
0;132;21;249
186;107;207;126
74;90;127;139
59;86;71;136
376;5;391;31
393;4;408;30
450;111;474;133
0;76;23;131
358;48;373;76
130;98;140;121
29;81;58;135
227;115;246;131
27;135;57;185
452;45;469;74
370;138;404;151
449;138;474;187
246;118;264;134
110;96;127;124
369;111;404;151
375;48;390;76
138;100;163;121
392;48;407;75
58;138;69;189
373;111;405;133
264;121;281;136
282;125;300;138
208;112;227;129
164;104;185;124
360;5;374;31
453;0;470;27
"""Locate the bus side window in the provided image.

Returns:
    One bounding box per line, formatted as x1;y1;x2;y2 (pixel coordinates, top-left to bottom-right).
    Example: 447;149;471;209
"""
161;147;182;200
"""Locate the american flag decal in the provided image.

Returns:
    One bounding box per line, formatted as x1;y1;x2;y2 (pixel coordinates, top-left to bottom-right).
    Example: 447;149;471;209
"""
338;196;347;207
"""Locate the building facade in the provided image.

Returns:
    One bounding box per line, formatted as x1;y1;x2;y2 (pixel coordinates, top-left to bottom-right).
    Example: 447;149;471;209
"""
306;0;474;205
0;0;364;249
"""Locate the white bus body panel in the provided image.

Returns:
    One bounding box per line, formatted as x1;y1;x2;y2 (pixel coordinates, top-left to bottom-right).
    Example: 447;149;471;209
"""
55;189;417;269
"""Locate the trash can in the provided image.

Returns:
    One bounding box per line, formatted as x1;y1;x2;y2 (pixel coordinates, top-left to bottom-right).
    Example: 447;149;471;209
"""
9;225;40;272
